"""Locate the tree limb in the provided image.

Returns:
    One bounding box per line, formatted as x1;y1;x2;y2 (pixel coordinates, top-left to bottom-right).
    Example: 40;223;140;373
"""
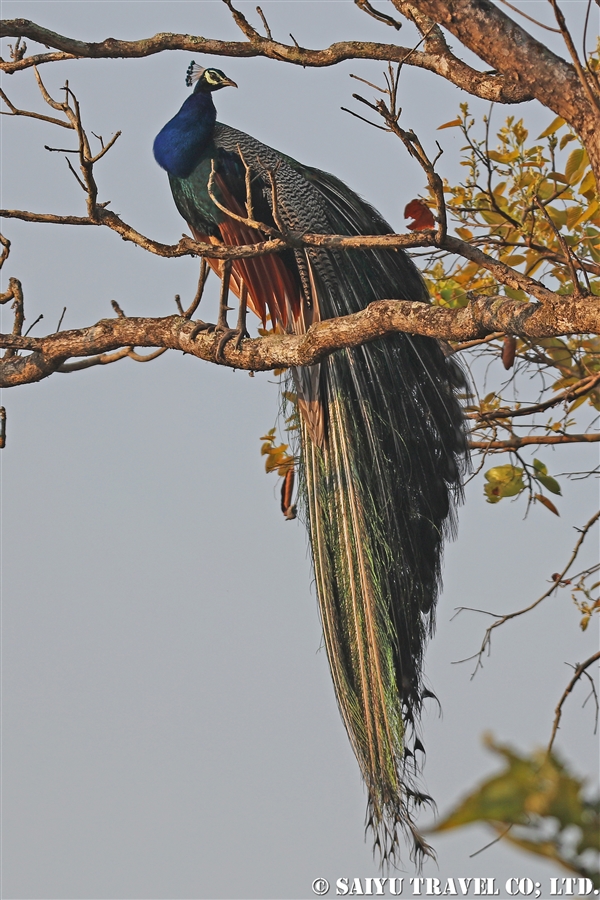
403;0;600;174
469;433;600;450
0;18;532;103
0;292;597;388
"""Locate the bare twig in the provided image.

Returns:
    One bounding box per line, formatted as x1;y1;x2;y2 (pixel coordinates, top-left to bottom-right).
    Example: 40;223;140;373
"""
0;234;10;270
23;313;43;336
354;0;403;30
0;86;73;129
221;0;261;40
0;277;24;360
207;159;280;238
255;7;273;41
547;0;600;112
453;332;504;352
534;197;584;296
184;260;210;319
474;372;600;421
454;510;600;676
468;433;599;450
547;652;600;753
127;348;167;362
496;0;560;33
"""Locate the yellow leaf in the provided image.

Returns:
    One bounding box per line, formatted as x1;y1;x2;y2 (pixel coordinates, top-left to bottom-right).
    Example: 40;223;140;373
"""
559;133;576;151
537;117;565;139
565;148;587;184
455;226;473;241
569;199;599;229
486;149;520;164
579;169;597;197
545;171;569;184
438;118;462;129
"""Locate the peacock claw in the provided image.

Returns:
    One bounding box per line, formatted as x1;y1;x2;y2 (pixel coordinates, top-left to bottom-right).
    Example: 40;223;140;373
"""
214;326;248;361
189;320;215;340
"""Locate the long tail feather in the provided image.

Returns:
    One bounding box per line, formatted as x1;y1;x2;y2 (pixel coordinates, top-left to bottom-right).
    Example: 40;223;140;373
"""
296;327;464;864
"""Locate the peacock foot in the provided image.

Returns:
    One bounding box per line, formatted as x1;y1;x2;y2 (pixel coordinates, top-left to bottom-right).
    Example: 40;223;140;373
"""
214;325;249;361
189;320;216;341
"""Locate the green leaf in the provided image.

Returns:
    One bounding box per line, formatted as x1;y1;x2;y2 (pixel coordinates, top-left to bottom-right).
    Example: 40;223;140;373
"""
535;473;562;495
533;458;548;475
432;737;600;887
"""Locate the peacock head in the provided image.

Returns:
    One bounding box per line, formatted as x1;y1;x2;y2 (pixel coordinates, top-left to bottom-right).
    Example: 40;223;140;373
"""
186;62;238;93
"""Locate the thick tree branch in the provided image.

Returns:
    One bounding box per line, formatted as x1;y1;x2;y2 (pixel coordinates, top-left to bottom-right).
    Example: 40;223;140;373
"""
0;293;597;388
0;18;532;103
404;0;600;176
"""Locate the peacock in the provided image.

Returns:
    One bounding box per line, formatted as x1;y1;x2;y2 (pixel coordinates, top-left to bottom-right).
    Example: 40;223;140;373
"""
153;63;466;864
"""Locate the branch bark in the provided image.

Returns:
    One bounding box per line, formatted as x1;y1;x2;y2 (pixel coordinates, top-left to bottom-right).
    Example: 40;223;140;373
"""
0;18;532;103
402;0;600;177
0;293;598;388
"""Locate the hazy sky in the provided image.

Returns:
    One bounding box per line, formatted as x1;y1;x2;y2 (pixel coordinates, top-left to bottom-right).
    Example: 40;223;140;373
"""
1;3;598;898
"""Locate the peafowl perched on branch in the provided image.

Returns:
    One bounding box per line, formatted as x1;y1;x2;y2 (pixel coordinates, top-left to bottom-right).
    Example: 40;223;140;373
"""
154;63;466;864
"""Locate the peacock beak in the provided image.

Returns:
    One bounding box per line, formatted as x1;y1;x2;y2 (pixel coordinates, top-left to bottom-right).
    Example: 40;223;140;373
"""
221;77;238;89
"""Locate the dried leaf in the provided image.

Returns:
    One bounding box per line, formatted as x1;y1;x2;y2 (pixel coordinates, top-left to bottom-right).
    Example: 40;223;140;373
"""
404;198;435;231
535;493;560;515
501;335;517;369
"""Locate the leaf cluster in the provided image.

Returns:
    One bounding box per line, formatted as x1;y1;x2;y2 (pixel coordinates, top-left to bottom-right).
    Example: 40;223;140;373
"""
422;106;600;512
430;106;600;303
432;736;600;885
259;427;295;477
483;458;561;514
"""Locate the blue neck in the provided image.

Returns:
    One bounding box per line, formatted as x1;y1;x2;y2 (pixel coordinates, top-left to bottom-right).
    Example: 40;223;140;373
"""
153;91;217;178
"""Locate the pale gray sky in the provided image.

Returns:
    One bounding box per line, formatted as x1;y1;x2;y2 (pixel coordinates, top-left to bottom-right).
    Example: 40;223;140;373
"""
1;3;598;898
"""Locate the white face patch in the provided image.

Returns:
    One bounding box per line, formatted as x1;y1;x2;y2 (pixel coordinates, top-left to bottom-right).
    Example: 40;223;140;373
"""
204;70;220;85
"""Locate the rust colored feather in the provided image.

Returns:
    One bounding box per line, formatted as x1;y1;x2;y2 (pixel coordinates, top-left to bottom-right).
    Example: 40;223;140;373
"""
193;173;302;330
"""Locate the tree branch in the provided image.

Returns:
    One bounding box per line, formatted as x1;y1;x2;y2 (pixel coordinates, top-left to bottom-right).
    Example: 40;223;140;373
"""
403;0;600;176
0;18;532;103
468;433;600;450
0;292;597;388
454;510;600;677
547;651;600;754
